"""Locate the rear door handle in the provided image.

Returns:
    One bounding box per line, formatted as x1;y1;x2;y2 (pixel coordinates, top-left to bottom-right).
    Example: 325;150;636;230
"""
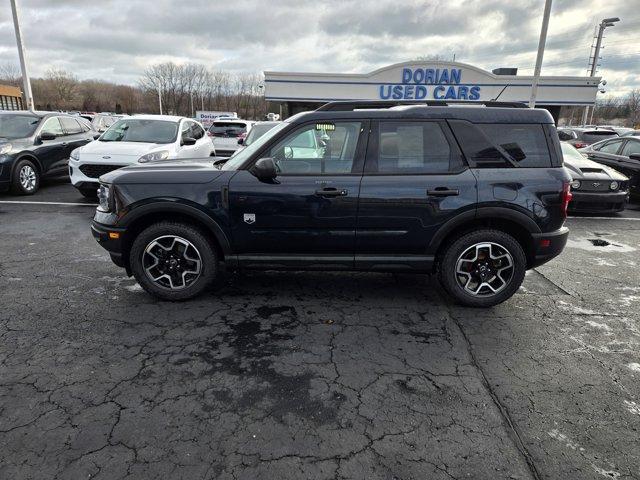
315;188;348;197
427;187;459;197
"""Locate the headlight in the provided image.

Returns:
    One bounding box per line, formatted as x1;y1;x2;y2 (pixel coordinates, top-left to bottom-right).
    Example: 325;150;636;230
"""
610;181;619;191
0;143;12;155
70;147;80;161
138;150;170;163
570;179;581;190
97;184;112;212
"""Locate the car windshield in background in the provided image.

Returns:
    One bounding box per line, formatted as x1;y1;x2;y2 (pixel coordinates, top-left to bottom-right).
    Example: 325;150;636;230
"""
582;131;618;144
209;122;247;138
0;114;40;139
100;119;178;143
221;122;289;171
245;123;278;146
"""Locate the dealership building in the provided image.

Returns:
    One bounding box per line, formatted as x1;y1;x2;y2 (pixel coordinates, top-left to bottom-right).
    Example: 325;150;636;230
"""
264;61;600;121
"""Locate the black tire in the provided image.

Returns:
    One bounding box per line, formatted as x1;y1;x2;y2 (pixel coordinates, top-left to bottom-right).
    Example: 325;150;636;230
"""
78;187;98;199
129;221;218;301
438;229;526;308
11;158;40;195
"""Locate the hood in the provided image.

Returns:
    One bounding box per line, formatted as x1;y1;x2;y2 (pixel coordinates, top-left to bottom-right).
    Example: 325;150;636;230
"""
563;156;628;181
100;158;223;185
79;140;169;157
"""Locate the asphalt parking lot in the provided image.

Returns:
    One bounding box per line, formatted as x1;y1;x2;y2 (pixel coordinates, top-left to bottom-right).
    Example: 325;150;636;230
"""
1;179;640;480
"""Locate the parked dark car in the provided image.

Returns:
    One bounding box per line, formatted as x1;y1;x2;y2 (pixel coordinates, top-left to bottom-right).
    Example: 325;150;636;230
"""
0;111;97;194
580;136;640;199
91;101;571;307
557;127;618;149
561;142;628;213
238;121;282;148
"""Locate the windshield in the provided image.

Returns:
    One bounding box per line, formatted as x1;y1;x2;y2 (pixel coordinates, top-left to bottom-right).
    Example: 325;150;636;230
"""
100;119;178;143
560;142;585;162
0;114;40;139
209;122;247;138
221;122;289;170
245;123;278;146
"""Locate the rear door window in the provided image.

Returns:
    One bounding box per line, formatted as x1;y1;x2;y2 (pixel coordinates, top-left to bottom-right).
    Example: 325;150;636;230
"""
621;140;640;157
59;116;83;135
596;139;623;154
477;124;552;168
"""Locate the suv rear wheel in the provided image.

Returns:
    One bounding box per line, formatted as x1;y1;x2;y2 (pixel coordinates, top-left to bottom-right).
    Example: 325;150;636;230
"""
438;229;526;307
129;222;218;301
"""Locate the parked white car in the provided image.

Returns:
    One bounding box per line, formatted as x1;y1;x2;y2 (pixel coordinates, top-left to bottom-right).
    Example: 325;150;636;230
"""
69;115;214;197
207;119;254;157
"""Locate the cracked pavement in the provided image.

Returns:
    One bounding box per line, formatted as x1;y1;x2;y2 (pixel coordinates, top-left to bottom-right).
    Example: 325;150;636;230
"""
1;183;640;479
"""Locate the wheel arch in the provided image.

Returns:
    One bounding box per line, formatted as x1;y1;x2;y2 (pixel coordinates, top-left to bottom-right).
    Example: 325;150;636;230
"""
11;153;43;178
430;207;541;268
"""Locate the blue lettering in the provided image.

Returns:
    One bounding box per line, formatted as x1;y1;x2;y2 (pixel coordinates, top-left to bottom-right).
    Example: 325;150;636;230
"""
392;85;404;100
469;86;481;100
458;86;468;100
444;86;457;99
450;69;462;85
440;69;449;84
379;85;392;99
416;85;428;99
425;69;435;84
413;69;425;84
403;85;415;99
402;68;413;84
434;69;440;84
433;85;446;99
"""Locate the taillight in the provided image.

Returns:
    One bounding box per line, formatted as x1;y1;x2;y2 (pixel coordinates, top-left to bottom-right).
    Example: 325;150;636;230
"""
561;181;572;218
238;132;247;140
574;142;587;149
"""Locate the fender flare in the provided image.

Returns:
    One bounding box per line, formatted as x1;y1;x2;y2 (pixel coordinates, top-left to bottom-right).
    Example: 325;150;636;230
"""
11;153;43;179
120;201;233;257
428;206;541;252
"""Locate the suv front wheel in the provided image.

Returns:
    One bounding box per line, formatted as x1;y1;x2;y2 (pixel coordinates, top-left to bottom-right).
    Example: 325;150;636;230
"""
439;229;526;308
129;222;218;301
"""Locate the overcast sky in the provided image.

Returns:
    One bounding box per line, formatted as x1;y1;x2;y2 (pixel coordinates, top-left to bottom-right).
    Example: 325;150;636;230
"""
0;0;638;97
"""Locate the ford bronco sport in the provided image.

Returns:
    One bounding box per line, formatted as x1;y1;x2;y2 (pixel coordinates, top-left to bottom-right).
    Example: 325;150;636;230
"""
91;101;571;307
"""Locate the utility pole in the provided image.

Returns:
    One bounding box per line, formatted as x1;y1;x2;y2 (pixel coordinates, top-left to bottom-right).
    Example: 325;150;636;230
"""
157;85;163;115
10;0;34;110
529;0;553;108
582;17;620;124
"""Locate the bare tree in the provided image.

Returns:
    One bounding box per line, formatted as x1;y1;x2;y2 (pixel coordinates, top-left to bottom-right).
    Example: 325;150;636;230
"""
45;68;78;109
627;89;640;128
0;62;21;86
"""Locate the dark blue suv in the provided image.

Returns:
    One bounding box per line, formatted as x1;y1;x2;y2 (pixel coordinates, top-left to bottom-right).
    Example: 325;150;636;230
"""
91;101;571;307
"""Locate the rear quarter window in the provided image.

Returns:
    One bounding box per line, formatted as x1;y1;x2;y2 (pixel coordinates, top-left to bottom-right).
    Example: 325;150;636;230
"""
478;124;552;168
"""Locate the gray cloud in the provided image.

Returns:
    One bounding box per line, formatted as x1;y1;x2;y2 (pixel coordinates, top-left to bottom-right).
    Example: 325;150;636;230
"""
0;0;637;96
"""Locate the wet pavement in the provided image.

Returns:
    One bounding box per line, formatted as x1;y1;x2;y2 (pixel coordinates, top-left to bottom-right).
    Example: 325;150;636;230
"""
1;182;639;479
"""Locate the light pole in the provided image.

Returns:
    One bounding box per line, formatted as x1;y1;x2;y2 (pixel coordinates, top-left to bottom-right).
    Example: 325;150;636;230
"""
10;0;34;110
157;84;163;115
529;0;553;108
582;17;620;124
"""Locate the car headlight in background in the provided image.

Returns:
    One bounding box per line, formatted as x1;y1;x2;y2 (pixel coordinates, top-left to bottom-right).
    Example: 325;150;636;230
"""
610;181;619;191
138;150;170;163
97;183;112;212
570;179;581;190
70;147;80;161
0;143;12;155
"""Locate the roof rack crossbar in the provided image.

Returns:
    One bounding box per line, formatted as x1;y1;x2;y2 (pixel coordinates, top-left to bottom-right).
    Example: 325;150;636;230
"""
316;100;528;112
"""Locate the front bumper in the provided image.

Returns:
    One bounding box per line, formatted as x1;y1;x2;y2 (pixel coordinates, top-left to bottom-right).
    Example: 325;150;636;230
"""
91;220;128;271
530;227;569;268
569;190;628;213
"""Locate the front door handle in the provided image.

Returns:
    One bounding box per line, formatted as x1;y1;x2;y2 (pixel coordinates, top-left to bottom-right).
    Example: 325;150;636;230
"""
315;187;348;197
427;187;459;197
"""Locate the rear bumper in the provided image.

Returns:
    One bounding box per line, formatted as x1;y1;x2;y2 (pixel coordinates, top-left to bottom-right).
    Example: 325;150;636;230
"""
530;227;569;268
91;220;128;271
569;191;628;213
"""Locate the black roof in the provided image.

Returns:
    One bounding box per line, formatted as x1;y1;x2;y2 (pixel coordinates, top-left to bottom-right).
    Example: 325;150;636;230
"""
288;101;555;124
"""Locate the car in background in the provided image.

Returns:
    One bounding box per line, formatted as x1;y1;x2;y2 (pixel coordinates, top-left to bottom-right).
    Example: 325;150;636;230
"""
580;136;640;199
69;115;214;198
92;114;122;133
207;119;253;157
237;121;282;150
622;130;640;137
557;127;618;149
599;125;634;136
561;142;628;213
0;111;96;195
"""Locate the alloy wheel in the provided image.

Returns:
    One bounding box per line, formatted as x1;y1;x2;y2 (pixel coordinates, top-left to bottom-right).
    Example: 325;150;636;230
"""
19;165;37;192
455;242;514;296
142;235;202;290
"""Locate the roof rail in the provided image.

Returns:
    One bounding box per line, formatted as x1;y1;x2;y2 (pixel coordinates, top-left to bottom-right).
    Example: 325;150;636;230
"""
316;100;528;112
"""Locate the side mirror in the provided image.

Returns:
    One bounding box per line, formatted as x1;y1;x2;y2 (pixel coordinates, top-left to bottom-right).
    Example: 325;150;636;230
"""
250;157;277;180
182;136;197;146
237;138;244;145
40;131;57;141
93;133;101;140
629;153;640;161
